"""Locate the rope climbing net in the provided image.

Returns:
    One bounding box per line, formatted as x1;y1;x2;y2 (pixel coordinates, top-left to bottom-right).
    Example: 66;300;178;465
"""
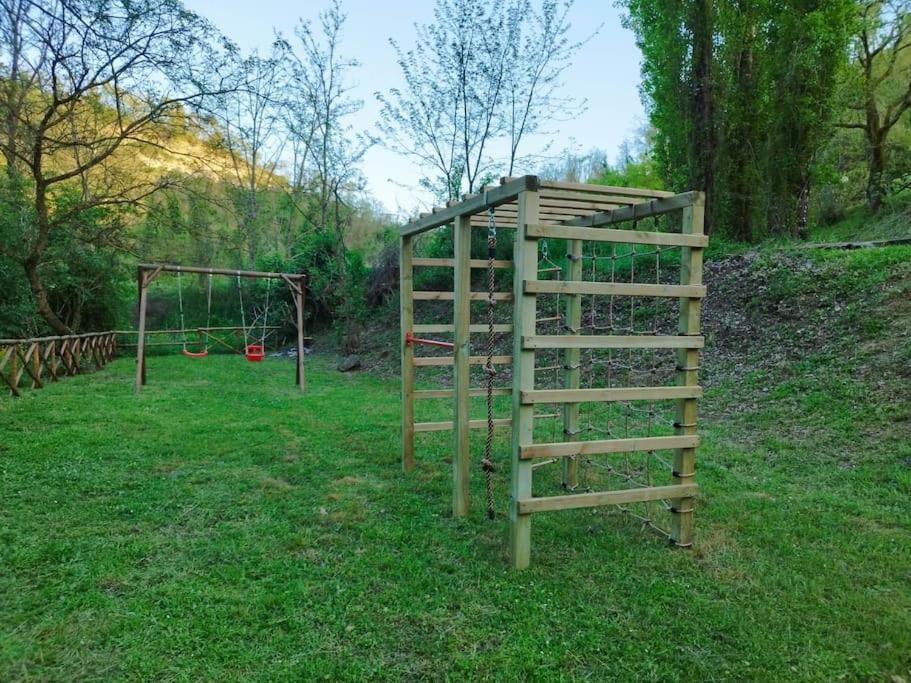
531;213;685;539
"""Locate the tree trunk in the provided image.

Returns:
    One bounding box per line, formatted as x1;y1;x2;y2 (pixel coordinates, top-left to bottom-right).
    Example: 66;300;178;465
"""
23;257;71;334
690;0;716;235
796;175;810;239
866;133;886;212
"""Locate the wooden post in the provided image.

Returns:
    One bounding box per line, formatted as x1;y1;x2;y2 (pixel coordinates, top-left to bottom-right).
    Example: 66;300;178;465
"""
509;184;540;569
283;275;307;392
9;344;19;396
671;193;705;547
135;270;149;393
400;234;416;471
295;284;306;391
562;238;583;489
452;216;472;516
30;343;42;388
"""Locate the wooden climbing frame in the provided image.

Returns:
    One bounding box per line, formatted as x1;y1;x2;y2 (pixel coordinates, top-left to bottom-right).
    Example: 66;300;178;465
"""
0;331;117;397
399;175;707;569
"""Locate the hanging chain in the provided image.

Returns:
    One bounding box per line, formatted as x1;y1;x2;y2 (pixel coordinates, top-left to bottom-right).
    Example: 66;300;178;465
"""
482;206;497;519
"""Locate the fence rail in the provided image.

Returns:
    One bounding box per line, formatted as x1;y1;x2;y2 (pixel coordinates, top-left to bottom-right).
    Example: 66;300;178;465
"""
0;332;117;397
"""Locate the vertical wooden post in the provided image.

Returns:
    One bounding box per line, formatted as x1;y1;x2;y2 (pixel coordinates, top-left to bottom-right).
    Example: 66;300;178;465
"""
49;340;58;381
400;234;416;471
452;216;472;516
292;279;306;391
135;269;149;393
10;343;19;395
509;184;540;569
562;238;583;489
31;343;42;388
671;193;705;547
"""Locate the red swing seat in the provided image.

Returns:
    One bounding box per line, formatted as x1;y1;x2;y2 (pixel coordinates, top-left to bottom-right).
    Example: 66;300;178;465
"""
244;344;265;362
181;348;209;359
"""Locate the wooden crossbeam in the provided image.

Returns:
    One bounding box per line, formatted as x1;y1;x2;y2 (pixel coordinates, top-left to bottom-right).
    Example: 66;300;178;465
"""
412;257;513;269
522;335;704;350
525;280;707;299
413;355;512;367
413;291;513;301
414;418;512;433
415;387;512;399
517;483;698;514
525;223;709;248
520;435;700;460
412;324;512;334
521;386;702;404
564;192;699;228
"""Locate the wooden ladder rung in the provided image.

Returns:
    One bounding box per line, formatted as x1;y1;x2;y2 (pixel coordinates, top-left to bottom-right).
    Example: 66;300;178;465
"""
523;335;703;350
521;386;702;404
520;435;699;460
517;483;699;514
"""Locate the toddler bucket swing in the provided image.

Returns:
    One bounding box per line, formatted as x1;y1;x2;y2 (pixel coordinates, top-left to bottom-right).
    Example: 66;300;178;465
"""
237;274;272;362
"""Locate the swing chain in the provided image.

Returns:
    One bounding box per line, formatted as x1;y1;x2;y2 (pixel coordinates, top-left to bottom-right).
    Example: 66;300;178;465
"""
482;206;497;519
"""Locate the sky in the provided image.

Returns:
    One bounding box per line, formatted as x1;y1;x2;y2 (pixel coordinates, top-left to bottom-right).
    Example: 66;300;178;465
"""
182;0;646;216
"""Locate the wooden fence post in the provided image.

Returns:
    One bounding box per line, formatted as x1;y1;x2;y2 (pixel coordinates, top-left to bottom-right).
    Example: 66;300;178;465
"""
453;216;471;516
509;184;540;569
671;193;705;547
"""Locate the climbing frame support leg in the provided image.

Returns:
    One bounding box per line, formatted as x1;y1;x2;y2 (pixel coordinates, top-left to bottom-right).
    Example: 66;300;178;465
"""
671;194;705;547
400;234;416;471
509;187;540;569
562;238;582;489
452;216;471;515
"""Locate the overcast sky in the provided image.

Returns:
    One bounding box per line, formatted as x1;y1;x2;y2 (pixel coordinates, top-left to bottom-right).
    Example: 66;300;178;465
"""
183;0;645;215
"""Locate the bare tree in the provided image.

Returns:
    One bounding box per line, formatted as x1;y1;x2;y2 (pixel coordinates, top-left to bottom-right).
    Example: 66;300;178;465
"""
213;42;289;266
284;0;368;353
376;0;590;202
838;1;911;211
0;0;231;333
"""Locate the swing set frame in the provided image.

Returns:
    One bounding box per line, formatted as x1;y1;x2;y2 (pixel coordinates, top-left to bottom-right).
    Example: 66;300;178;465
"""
399;175;707;569
134;263;308;393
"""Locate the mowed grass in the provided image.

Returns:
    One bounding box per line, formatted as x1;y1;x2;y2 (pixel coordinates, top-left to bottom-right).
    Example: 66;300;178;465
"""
1;354;909;681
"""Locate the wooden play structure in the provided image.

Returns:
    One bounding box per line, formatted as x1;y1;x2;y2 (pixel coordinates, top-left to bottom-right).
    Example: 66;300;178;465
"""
134;264;307;393
399;176;707;569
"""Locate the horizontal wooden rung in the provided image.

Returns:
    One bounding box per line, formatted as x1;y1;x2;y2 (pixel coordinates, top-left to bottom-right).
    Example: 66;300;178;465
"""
412;324;513;334
413;291;513;301
517;483;698;514
415;387;512;399
525;280;706;299
413;355;513;367
521;386;702;404
520;435;699;460
525;223;708;248
414;418;512;433
412;257;513;269
523;335;703;350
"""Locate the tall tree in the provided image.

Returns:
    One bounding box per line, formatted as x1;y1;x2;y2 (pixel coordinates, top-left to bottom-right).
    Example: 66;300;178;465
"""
214;42;289;266
0;0;230;333
377;0;589;202
838;1;911;211
622;0;853;239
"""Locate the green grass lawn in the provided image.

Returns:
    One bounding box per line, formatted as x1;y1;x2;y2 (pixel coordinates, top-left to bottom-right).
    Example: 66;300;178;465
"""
1;354;909;681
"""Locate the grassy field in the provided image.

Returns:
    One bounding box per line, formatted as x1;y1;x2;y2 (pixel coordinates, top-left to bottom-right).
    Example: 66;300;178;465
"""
1;345;909;681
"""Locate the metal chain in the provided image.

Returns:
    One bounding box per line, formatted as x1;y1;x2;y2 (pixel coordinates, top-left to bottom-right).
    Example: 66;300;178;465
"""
482;206;497;519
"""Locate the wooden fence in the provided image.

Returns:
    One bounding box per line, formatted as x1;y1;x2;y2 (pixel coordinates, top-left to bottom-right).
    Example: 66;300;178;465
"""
0;332;117;397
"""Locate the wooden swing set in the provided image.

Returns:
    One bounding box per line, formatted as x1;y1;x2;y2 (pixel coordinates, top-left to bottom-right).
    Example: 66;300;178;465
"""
134;264;307;393
400;175;707;569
